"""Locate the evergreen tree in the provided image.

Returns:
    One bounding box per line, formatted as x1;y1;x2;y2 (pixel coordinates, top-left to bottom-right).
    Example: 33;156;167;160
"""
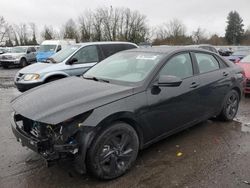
225;11;244;45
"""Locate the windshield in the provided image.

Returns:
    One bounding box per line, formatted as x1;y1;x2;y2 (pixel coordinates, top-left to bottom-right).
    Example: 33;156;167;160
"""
84;51;164;83
11;47;27;53
49;45;81;63
38;45;57;52
232;51;250;56
240;55;250;63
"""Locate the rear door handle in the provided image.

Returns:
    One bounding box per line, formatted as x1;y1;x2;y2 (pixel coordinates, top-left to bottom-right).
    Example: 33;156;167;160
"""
223;72;229;76
190;82;200;88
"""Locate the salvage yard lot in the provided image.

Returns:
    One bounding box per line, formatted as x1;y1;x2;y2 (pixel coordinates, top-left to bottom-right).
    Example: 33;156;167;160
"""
1;67;250;188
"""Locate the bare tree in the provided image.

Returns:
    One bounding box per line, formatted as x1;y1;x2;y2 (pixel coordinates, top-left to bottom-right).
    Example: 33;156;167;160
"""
192;27;207;44
92;10;104;41
15;23;29;45
41;25;55;40
154;19;190;45
78;10;93;42
0;16;8;45
29;23;38;45
97;7;120;41
62;19;79;42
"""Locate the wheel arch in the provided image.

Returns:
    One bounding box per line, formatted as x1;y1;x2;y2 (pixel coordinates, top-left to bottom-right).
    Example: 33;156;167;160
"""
232;86;241;100
44;73;68;82
91;111;144;150
20;57;26;61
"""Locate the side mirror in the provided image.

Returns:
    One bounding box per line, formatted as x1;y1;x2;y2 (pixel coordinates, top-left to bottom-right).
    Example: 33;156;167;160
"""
67;58;78;65
27;50;31;54
155;75;182;87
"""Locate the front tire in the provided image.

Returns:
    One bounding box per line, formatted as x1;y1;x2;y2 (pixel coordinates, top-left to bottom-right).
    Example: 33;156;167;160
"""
2;65;8;69
20;58;27;68
86;122;139;180
218;90;239;121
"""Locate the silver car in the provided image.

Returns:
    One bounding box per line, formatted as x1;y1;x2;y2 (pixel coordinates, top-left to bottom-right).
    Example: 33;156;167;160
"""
0;46;37;68
14;41;138;92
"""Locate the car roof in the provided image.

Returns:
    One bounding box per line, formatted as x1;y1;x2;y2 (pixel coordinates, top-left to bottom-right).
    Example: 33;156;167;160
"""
77;41;138;47
13;46;36;48
124;46;215;55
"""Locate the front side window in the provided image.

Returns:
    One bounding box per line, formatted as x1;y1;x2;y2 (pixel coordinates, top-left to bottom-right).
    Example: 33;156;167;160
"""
48;45;80;63
72;45;98;64
31;47;36;52
160;53;193;79
195;53;219;73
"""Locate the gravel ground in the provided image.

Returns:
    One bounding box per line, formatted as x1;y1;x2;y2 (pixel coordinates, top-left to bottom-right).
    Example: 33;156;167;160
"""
0;67;250;188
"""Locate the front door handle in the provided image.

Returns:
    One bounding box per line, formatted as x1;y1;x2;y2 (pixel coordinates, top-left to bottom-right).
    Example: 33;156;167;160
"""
190;82;200;88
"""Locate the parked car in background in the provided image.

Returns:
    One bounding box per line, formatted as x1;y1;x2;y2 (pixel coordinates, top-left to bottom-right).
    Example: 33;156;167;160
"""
187;44;219;54
0;46;37;68
218;47;233;56
236;54;250;94
225;50;250;63
138;42;152;48
15;41;138;92
0;47;9;66
0;47;7;55
36;40;76;62
11;47;244;180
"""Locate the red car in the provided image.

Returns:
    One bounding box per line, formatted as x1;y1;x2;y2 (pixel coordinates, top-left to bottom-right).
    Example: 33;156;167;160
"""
236;55;250;94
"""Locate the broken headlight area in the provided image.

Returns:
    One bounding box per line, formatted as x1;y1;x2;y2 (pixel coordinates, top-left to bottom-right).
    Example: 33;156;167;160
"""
13;113;83;160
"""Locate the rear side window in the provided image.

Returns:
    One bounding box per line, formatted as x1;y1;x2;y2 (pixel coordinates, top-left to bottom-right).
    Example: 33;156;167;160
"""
71;45;99;64
195;53;220;73
100;44;136;58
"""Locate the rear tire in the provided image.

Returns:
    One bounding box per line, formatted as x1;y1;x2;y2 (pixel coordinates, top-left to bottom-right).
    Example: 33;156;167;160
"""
86;122;139;180
218;90;239;121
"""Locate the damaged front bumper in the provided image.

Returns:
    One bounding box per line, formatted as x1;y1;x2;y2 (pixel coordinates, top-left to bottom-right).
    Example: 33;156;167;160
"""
11;113;79;161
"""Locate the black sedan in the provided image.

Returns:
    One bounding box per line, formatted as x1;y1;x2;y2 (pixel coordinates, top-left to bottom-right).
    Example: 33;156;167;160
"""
11;47;244;179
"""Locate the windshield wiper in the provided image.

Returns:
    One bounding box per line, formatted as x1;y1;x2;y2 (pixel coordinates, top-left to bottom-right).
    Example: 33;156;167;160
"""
83;76;109;83
41;57;56;64
48;57;57;63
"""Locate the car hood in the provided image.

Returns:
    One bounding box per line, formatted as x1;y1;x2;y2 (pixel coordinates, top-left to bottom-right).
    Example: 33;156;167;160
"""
11;77;134;124
19;62;54;74
237;63;250;78
3;52;24;57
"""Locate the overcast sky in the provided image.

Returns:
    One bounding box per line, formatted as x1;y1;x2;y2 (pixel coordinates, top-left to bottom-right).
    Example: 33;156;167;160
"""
1;0;250;37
